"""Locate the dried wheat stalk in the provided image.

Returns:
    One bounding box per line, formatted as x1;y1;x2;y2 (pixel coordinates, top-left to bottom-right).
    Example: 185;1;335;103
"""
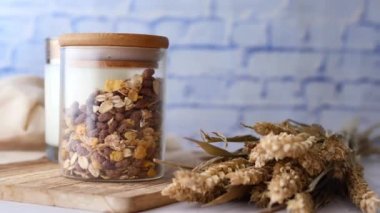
161;120;380;213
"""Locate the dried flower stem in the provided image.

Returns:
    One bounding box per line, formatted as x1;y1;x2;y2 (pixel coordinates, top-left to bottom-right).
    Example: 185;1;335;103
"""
347;165;380;213
227;166;270;186
287;192;314;213
250;184;270;208
250;132;315;167
174;158;249;194
268;161;310;205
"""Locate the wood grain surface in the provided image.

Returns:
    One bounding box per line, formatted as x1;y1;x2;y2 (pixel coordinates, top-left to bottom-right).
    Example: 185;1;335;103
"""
0;151;204;213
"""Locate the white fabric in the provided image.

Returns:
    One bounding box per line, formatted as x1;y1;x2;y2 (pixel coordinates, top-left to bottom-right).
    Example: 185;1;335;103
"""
0;75;45;150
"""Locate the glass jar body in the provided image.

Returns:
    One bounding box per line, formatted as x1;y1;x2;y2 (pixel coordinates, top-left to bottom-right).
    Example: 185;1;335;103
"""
45;62;60;161
59;46;166;181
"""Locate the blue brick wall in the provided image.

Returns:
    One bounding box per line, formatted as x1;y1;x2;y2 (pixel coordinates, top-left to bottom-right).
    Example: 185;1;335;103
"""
0;0;380;141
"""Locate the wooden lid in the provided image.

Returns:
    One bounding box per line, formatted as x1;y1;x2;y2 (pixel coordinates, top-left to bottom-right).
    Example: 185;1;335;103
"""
59;33;169;49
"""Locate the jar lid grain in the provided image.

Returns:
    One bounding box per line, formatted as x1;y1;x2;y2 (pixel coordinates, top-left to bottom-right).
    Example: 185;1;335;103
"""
59;33;169;49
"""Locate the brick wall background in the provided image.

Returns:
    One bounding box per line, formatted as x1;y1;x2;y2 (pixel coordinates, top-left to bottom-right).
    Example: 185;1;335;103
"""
0;0;379;142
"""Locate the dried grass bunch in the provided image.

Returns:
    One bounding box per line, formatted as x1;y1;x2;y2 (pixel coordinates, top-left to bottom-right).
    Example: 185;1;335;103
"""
160;119;380;213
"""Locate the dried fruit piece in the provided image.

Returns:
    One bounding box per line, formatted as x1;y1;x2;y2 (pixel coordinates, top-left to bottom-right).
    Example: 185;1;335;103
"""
134;145;147;159
287;192;314;213
147;168;157;177
124;130;137;141
128;89;139;102
104;79;124;92
110;151;124;162
124;97;134;110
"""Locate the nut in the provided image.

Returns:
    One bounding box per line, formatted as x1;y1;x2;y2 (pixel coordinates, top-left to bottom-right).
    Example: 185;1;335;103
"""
98;112;113;122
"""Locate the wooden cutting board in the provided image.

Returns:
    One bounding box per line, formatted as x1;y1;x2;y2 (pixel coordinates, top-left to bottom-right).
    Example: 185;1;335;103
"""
0;151;204;213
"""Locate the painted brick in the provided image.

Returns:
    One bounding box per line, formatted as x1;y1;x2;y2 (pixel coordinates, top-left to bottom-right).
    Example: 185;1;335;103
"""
281;0;363;22
232;22;267;47
184;78;228;104
182;20;227;46
326;53;380;80
166;78;227;105
131;0;210;19
166;108;239;136
271;18;308;48
320;109;380;131
0;0;49;15
265;80;303;106
226;80;262;105
345;26;379;50
13;42;44;76
304;82;336;109
272;19;346;49
53;0;130;17
215;0;288;20
307;20;345;49
115;19;151;34
247;52;323;78
34;15;72;40
168;49;240;76
366;0;380;23
243;109;316;124
0;17;33;42
165;79;189;104
73;17;114;32
339;83;380;107
154;20;187;46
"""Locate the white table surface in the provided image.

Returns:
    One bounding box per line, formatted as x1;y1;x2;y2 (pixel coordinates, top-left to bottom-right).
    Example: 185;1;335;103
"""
0;152;379;213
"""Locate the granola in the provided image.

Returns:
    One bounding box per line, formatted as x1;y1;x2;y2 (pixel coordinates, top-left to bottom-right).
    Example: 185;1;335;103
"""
60;69;163;181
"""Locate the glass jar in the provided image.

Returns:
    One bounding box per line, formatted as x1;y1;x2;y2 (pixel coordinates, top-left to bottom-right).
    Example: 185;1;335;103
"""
45;38;60;162
58;33;169;181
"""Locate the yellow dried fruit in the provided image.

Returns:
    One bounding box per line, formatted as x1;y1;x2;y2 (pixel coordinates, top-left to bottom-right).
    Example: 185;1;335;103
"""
147;168;157;177
110;151;124;162
104;79;124;92
91;160;102;170
75;124;86;136
128;89;139;102
134;145;147;159
124;130;137;141
142;127;155;136
125;119;135;127
86;137;99;147
144;161;155;168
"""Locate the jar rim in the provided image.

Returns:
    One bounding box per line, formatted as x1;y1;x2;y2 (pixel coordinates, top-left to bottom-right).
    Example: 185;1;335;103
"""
59;33;169;49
